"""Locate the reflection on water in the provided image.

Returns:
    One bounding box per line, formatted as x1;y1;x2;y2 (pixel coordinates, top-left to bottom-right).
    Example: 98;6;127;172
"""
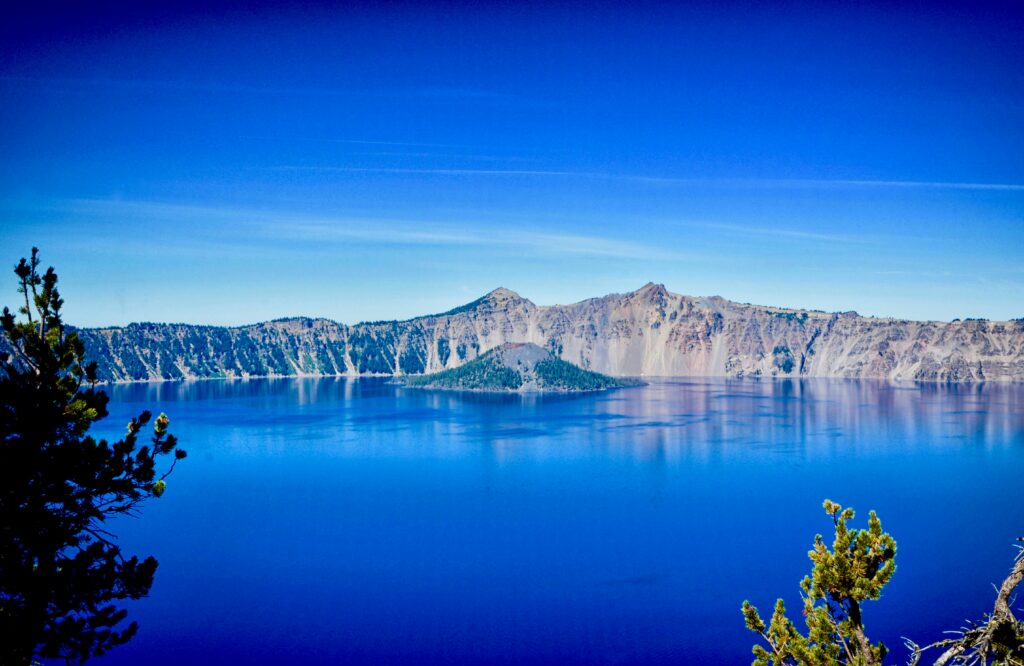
110;377;1024;461
94;377;1023;666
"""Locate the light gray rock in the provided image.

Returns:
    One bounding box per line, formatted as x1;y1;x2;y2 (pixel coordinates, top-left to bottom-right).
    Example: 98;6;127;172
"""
70;283;1024;382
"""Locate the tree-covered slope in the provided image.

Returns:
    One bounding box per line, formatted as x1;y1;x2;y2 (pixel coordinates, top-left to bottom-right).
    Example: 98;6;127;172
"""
406;343;637;392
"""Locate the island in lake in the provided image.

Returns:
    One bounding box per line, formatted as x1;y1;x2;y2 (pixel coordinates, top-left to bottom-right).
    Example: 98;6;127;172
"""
405;342;640;393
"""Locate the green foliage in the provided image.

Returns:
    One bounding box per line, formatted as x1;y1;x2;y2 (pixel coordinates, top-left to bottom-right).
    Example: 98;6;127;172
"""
430;294;488;317
406;352;524;390
0;249;186;664
455;340;476;361
348;327;397;374
398;329;428;374
772;346;796;374
407;343;638;392
533;357;630;390
437;337;451;367
742;500;896;666
774;311;809;324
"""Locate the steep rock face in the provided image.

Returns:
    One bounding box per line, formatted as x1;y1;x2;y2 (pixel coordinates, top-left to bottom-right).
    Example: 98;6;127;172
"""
81;318;352;381
70;284;1024;382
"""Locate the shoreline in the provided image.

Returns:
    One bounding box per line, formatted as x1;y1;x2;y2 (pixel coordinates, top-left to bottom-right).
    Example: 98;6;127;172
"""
97;372;1019;387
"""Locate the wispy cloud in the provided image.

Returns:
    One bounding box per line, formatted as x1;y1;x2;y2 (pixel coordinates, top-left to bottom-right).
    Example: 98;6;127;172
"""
52;198;697;262
0;75;537;104
688;221;877;245
756;178;1024;192
323;139;461;148
237;136;473;149
258;217;697;262
348;152;534;161
271;166;583;177
649;176;1024;192
872;269;975;278
266;165;1024;191
872;269;1024;284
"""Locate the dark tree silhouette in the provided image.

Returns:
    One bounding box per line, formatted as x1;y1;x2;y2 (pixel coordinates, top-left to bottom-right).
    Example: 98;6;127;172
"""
0;248;186;665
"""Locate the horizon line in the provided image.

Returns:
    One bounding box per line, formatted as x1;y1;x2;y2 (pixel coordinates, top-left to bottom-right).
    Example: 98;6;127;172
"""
73;281;1017;331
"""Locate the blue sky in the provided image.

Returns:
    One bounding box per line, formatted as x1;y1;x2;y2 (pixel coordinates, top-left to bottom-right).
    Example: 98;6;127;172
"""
1;1;1022;326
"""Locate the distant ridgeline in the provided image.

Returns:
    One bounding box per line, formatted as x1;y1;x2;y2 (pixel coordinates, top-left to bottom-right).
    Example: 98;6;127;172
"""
36;284;1024;383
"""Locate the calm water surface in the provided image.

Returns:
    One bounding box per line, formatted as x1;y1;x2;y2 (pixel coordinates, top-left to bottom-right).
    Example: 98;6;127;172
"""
87;378;1023;665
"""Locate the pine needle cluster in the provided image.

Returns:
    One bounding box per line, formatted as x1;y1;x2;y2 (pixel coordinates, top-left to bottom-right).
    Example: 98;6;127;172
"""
742;499;897;666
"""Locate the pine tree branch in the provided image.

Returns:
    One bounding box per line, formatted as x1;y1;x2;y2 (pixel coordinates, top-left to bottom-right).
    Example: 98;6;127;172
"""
909;541;1024;666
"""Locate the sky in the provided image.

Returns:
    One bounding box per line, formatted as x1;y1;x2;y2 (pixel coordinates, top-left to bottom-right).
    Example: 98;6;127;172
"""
1;0;1022;326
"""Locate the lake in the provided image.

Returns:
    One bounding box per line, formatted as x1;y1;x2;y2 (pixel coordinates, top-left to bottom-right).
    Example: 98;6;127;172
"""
88;377;1023;665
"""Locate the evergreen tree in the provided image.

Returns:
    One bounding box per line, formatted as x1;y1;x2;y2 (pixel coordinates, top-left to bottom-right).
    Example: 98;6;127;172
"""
742;500;897;666
0;248;186;664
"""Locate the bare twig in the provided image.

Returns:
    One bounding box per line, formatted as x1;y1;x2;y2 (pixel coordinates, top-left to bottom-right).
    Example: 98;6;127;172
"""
909;540;1024;666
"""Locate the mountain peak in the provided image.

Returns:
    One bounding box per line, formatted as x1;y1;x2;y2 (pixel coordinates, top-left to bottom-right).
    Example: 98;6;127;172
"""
634;282;668;297
432;288;529;318
486;341;551;366
485;287;523;301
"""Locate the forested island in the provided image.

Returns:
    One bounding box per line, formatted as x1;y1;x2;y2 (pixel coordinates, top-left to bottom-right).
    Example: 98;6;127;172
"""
405;342;639;392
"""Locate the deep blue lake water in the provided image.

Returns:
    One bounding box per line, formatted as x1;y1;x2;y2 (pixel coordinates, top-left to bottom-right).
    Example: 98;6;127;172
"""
84;378;1022;665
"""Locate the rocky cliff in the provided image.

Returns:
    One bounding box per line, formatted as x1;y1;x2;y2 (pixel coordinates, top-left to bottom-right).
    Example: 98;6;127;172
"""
71;283;1024;382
